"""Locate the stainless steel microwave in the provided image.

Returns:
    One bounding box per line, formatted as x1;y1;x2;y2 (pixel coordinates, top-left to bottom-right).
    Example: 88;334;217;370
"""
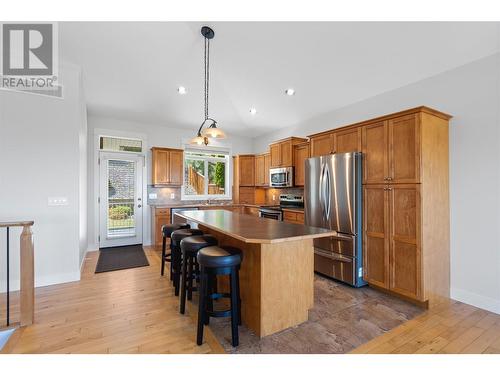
270;167;294;187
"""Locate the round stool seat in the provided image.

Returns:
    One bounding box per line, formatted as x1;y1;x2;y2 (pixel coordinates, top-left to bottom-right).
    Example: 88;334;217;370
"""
162;223;190;238
180;234;218;254
197;246;242;268
171;228;203;248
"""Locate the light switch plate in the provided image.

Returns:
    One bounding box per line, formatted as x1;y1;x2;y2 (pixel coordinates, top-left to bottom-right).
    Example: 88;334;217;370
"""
148;193;158;200
170;193;175;199
48;197;68;206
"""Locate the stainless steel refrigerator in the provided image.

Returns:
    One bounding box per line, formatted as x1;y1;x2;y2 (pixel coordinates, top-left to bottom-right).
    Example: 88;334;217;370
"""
305;152;366;287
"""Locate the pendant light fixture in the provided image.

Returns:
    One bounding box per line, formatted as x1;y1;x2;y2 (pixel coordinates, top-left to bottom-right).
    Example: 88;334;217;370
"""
190;26;226;146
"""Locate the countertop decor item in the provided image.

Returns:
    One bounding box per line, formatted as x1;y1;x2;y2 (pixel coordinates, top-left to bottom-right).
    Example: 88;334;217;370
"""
190;26;226;146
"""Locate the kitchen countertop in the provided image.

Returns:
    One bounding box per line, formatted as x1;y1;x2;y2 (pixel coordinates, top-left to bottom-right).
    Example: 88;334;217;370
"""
149;202;274;209
281;207;304;213
174;209;333;244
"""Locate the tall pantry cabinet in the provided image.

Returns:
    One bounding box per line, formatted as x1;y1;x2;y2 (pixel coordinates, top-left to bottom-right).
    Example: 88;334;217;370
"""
361;107;451;307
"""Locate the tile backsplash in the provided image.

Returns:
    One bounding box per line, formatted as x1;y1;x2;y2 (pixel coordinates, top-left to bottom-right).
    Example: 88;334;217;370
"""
147;185;303;206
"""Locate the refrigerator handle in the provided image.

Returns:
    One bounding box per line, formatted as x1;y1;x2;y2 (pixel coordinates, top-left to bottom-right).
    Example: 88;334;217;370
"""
319;162;326;223
324;163;331;220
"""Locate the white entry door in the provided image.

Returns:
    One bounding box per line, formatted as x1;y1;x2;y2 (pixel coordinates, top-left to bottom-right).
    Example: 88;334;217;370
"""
99;152;144;248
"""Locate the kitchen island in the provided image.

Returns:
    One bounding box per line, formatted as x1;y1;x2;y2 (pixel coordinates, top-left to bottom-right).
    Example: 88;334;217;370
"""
174;209;335;337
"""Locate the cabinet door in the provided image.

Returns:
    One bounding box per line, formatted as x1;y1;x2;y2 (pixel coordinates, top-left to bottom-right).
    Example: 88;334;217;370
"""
239;156;255;186
293;143;309;187
334;127;361;153
238;187;255;204
310;133;334;157
254;155;265;186
280;141;293;167
270;143;281;167
264;153;271;186
362;121;388;184
389;114;421;183
168;150;184;185
389;184;421;300
152;149;169;185
155;215;170;247
363;185;390;289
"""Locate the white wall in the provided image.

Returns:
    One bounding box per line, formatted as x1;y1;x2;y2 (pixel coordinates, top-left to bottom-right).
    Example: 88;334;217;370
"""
86;115;254;251
253;53;500;314
0;62;87;291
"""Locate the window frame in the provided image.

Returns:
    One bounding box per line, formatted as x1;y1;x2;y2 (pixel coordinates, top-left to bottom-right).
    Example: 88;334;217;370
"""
181;148;232;201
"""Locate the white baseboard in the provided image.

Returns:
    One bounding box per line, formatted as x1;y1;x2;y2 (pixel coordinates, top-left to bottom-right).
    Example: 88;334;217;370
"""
451;287;500;314
0;271;81;293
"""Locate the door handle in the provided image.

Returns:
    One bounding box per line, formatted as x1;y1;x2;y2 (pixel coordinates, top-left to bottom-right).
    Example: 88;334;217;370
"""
138;204;142;208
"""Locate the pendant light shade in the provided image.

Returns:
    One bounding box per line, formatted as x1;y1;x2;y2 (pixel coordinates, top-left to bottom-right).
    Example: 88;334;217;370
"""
201;122;226;139
190;26;225;146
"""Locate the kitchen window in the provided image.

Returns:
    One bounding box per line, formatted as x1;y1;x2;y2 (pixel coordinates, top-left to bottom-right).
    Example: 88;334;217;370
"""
182;148;231;200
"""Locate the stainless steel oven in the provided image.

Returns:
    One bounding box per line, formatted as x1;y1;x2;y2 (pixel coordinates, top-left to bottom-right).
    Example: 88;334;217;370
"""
270;167;293;187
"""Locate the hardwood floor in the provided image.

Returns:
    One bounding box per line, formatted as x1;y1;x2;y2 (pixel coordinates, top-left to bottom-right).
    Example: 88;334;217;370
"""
1;246;499;354
350;299;500;354
0;247;224;354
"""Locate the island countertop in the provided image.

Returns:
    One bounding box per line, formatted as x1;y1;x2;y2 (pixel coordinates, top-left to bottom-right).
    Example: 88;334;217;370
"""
174;209;334;244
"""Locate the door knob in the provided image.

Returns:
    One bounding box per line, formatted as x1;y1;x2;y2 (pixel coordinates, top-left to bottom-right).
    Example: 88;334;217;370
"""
138;204;142;208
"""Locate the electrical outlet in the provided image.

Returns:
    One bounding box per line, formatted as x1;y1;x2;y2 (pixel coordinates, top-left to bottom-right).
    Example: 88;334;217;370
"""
148;193;158;200
170;193;175;199
272;194;276;201
48;197;68;206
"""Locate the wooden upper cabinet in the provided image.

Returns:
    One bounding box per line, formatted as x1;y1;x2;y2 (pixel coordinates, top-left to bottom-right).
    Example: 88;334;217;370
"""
293;142;310;187
363;185;390;289
168;149;183;185
264;153;271;186
269;137;307;167
269;143;281;168
389;184;421;300
362;121;388;184
238;155;255;186
389;114;421;184
151;147;184;186
334;127;362;153
310;132;334;157
254;154;266;186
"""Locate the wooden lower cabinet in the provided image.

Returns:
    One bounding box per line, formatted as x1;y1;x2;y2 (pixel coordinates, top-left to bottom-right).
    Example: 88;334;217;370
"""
283;210;305;224
389;184;421;300
363;185;390;289
152;208;171;248
363;184;423;302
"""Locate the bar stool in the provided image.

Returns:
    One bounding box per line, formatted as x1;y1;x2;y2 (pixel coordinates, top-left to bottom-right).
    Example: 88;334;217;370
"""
171;228;204;296
179;234;218;314
196;245;242;347
161;223;190;279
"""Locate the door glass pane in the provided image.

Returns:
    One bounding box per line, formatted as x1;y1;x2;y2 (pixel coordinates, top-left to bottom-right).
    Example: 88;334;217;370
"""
107;159;136;237
208;161;225;195
184;159;206;196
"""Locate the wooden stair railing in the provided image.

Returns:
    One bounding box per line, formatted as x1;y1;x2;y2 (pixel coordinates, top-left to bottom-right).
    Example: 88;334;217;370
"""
0;221;34;327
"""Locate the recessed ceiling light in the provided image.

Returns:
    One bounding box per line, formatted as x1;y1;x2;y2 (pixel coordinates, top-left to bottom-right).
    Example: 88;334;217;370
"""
249;108;257;115
285;88;295;96
177;86;187;95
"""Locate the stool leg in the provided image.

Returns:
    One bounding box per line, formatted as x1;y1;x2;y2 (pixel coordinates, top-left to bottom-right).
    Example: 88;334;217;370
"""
179;251;188;314
173;249;181;296
187;255;194;301
161;236;166;276
205;275;213;325
170;253;174;281
229;268;239;347
197;268;207;346
236;267;242;325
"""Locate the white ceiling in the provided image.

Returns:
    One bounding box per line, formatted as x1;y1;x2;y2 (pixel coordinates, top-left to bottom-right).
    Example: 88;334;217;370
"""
60;22;500;138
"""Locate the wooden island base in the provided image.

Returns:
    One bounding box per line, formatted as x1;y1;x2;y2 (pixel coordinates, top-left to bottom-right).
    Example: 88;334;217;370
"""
200;225;314;337
173;209;336;338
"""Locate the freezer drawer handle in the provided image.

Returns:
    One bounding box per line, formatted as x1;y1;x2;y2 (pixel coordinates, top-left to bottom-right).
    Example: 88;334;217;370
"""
314;249;353;263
